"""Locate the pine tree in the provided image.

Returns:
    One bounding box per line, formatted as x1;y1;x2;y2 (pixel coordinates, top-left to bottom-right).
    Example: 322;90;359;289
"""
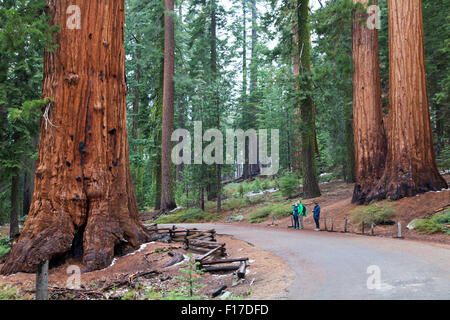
293;0;320;198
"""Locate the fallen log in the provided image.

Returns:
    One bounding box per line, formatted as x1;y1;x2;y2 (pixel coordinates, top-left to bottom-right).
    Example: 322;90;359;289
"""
195;245;225;263
186;246;211;255
237;261;247;279
186;229;215;237
195;233;216;241
163;252;185;268
203;265;240;273
188;240;225;249
200;257;248;266
211;285;228;298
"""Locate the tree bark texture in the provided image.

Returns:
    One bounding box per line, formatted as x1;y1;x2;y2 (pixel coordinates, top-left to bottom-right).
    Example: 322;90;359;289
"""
368;0;447;201
160;0;177;212
1;0;150;275
351;0;387;203
294;0;321;198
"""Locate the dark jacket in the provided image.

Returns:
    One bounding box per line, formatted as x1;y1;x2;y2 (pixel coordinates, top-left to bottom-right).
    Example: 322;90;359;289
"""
313;205;320;219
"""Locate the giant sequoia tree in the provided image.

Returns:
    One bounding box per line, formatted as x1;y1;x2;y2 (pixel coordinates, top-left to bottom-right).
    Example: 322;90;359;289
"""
160;0;177;212
367;0;447;201
1;0;150;275
351;0;386;204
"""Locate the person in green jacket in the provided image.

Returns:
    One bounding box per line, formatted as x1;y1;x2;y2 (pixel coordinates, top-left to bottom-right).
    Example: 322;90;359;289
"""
298;201;306;229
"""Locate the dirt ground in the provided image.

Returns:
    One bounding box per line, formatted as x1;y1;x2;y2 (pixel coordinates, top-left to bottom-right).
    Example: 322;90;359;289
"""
0;233;294;300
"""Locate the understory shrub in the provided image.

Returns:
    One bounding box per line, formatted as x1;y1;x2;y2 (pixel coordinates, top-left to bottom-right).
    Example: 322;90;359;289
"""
0;284;29;300
270;203;293;219
222;198;247;211
155;208;219;224
248;207;272;223
350;203;396;225
414;210;450;235
0;236;11;259
279;173;299;198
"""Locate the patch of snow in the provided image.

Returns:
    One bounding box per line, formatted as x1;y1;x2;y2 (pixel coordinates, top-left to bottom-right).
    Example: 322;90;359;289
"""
124;242;151;257
109;258;118;268
220;291;232;300
173;254;190;267
213;274;231;278
407;219;420;230
100;241;156;271
243;188;279;198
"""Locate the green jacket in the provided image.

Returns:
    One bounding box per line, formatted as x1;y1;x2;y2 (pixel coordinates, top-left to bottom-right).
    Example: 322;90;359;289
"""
298;203;307;216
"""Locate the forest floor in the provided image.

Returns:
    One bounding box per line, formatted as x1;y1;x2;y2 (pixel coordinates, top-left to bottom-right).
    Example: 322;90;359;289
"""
0;174;447;300
145;173;450;245
0;230;293;300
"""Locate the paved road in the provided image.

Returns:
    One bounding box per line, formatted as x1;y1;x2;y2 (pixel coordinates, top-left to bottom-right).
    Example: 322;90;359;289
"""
165;223;450;300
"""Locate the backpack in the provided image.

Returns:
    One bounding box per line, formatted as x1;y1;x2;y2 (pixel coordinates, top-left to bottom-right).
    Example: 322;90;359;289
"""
302;205;306;216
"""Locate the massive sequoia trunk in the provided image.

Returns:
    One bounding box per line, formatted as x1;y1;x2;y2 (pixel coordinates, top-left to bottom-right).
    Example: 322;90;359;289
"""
367;0;447;201
160;0;177;212
1;0;150;275
293;0;321;198
351;0;387;203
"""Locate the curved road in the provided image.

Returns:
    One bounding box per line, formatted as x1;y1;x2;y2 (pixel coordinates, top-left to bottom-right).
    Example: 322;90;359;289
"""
166;223;450;300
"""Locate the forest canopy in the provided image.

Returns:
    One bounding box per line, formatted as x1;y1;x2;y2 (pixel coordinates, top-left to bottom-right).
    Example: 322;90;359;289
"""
0;0;448;223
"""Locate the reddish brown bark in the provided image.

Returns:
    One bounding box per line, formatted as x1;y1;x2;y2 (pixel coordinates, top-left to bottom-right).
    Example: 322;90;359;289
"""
160;0;177;212
367;0;447;201
351;0;387;203
1;0;150;275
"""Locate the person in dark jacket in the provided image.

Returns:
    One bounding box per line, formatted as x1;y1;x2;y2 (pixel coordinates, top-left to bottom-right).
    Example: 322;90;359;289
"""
292;203;300;230
313;201;320;231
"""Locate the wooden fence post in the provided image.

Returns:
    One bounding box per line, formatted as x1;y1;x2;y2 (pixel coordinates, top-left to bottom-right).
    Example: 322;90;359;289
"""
397;222;403;238
36;260;49;300
371;222;375;235
344;218;348;233
323;218;327;231
361;222;365;235
330;218;334;232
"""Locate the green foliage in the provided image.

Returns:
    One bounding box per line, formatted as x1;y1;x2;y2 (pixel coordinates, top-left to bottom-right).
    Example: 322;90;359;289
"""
350;203;396;225
318;171;339;183
171;255;206;300
238;184;245;198
154;208;219;224
279;173;299;198
0;236;11;259
0;284;27;300
414;210;450;235
436;144;450;170
0;0;57;223
248;206;272;223
270;203;293;220
222;197;247;211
